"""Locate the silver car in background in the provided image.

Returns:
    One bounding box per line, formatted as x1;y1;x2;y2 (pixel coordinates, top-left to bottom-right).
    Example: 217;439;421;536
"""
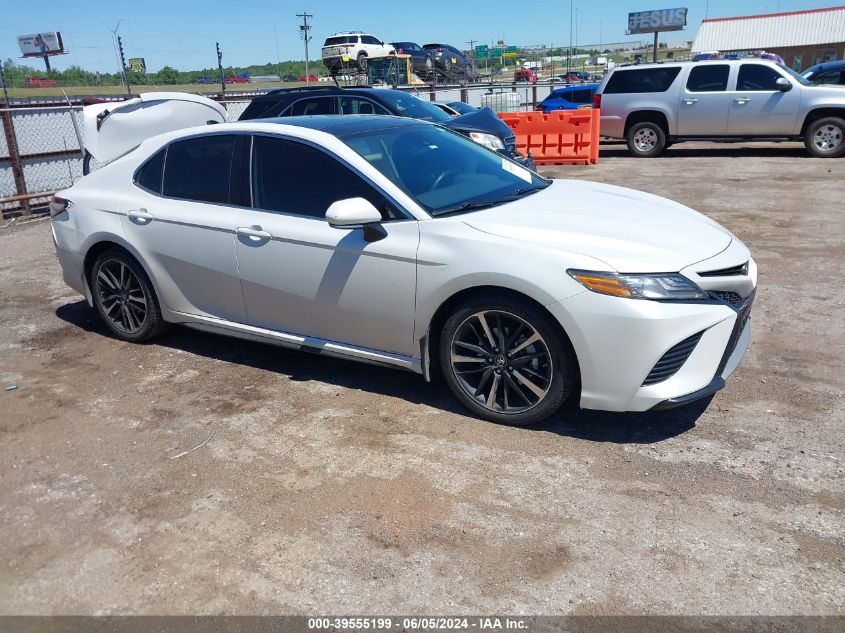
596;59;845;158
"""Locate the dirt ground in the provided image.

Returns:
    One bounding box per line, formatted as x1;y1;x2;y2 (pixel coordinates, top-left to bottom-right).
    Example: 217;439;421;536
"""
0;142;843;616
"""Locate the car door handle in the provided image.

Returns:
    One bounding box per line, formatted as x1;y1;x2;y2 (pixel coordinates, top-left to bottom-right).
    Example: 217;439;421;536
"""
236;226;272;240
683;98;699;104
127;208;154;221
734;97;751;104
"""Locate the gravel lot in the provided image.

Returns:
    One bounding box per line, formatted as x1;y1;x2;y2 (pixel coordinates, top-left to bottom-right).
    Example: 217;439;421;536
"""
1;142;843;616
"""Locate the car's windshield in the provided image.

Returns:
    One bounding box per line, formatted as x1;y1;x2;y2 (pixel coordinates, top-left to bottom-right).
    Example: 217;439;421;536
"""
447;101;478;115
777;63;812;86
341;124;548;216
374;90;452;122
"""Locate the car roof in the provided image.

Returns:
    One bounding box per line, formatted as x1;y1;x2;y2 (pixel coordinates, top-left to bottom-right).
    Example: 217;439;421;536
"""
248;85;374;103
243;115;423;135
551;83;599;92
805;60;845;73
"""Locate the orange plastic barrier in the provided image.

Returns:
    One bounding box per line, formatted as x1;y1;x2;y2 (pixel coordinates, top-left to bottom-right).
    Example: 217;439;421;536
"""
497;109;600;165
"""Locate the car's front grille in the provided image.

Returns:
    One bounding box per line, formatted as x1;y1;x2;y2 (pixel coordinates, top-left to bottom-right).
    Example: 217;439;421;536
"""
698;262;748;277
710;291;744;309
643;332;704;386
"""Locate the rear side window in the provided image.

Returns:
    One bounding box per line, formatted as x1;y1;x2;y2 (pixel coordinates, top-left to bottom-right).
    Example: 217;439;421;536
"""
287;97;335;116
569;89;593;104
361;36;380;45
686;65;730;92
737;64;783;91
162;135;236;204
135;148;165;194
339;96;389;115
250;136;399;220
325;36;354;45
240;99;281;120
604;67;682;93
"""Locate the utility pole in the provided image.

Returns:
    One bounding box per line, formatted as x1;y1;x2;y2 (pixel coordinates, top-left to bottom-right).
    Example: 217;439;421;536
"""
297;11;313;84
568;0;573;74
216;42;225;95
116;35;130;97
104;21;130;97
467;39;477;54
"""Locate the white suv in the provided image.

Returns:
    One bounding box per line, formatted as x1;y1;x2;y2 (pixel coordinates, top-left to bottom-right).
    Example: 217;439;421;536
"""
321;32;395;75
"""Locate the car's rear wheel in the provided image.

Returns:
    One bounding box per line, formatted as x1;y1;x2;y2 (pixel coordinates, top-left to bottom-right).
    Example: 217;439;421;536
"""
626;121;667;157
439;295;575;426
357;53;368;72
91;247;167;342
804;116;845;158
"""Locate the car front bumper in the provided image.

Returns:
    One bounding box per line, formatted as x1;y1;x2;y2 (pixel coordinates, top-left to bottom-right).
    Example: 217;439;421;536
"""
547;281;754;413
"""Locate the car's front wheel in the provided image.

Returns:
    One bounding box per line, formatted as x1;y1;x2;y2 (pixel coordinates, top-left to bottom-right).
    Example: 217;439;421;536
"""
439;295;575;426
91;247;167;342
626;121;667;157
804;116;845;158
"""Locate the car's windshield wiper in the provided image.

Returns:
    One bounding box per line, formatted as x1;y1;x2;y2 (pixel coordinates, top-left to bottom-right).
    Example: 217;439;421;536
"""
432;200;503;216
432;187;546;216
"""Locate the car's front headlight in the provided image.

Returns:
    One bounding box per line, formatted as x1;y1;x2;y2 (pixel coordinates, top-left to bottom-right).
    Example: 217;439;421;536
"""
567;270;710;301
469;132;505;151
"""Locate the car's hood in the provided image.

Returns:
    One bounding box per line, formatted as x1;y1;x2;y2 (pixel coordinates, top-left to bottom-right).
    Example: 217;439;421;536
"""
461;180;733;272
442;107;512;139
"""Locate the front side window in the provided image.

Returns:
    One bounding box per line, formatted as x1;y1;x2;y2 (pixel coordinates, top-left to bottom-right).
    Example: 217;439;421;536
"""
162;135;236;204
817;71;845;85
686;65;730;92
250;135;399;220
342;124;548;216
287;97;336;116
737;64;784;91
604;67;682;93
135;147;165;194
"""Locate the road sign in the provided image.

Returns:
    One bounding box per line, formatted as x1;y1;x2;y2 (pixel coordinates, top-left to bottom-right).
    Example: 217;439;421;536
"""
475;44;488;59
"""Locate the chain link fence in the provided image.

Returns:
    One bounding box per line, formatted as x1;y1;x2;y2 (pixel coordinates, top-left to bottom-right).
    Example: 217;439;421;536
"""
1;83;559;219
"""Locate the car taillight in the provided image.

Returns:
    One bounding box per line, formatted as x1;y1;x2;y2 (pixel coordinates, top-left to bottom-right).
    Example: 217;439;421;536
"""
436;47;442;52
49;196;71;218
593;93;601;109
397;47;404;54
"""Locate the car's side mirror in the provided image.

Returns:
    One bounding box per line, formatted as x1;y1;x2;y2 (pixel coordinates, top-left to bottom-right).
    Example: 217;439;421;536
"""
776;77;792;92
326;197;386;242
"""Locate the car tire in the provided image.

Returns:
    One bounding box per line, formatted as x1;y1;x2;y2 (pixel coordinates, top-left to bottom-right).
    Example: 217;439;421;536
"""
439;294;576;426
357;53;368;73
804;116;845;158
91;247;167;343
626;121;667;158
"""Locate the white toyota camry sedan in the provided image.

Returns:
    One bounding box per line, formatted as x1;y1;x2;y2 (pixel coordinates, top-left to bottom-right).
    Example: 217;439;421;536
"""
50;115;756;425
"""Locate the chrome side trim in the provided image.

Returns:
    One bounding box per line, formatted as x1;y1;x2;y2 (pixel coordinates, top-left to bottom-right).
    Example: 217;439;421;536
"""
172;311;422;374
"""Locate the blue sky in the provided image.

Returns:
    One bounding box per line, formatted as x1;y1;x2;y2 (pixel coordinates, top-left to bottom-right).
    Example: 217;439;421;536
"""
3;0;842;73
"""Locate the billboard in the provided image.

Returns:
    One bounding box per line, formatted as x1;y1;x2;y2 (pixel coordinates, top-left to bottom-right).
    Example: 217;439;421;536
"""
628;8;688;34
128;58;146;73
18;32;65;57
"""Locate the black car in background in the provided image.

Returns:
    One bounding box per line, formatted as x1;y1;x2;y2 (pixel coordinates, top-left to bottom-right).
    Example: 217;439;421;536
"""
238;86;531;168
390;41;434;80
802;60;845;85
423;44;477;80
